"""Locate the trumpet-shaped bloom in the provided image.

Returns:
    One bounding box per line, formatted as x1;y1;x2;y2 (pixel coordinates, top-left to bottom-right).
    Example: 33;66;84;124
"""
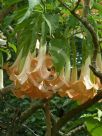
0;69;4;89
16;52;32;85
6;44;102;104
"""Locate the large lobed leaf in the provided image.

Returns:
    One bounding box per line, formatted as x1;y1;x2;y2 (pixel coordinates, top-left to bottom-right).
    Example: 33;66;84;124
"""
18;0;41;23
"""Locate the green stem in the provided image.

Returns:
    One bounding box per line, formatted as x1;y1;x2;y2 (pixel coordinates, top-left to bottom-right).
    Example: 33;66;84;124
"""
83;0;90;17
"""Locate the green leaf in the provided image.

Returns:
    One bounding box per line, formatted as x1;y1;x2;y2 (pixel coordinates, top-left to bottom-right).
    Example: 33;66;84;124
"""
98;109;102;118
18;10;31;24
43;14;59;35
28;0;40;10
18;0;41;23
67;15;78;28
50;39;69;73
95;109;102;121
16;14;42;69
0;48;11;60
85;118;102;136
13;6;28;21
43;15;52;35
8;43;17;53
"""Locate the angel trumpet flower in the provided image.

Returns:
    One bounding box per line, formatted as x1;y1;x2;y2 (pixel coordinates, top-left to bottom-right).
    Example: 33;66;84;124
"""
0;52;4;89
69;56;97;103
7;49;23;83
96;52;102;72
16;52;32;85
82;56;100;91
6;41;102;103
60;56;96;104
12;53;53;99
8;43;55;99
28;45;51;87
93;52;102;89
70;67;77;82
0;69;3;89
80;56;91;81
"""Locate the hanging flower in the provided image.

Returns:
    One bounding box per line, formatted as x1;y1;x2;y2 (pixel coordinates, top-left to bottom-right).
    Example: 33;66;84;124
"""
6;39;102;104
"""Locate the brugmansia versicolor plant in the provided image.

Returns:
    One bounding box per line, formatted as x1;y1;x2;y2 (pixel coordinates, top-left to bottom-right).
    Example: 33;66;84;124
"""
5;39;102;104
2;0;102;104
